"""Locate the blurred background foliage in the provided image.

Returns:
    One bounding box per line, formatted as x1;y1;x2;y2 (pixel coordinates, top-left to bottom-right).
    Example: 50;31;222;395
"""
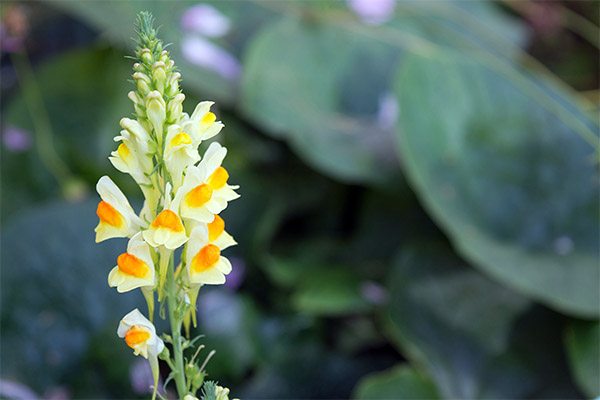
0;1;598;399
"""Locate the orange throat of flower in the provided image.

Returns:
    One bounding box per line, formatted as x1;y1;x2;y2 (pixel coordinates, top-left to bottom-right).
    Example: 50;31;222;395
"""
117;252;149;278
97;201;125;228
208;215;225;241
125;326;151;348
151;209;184;232
192;244;220;273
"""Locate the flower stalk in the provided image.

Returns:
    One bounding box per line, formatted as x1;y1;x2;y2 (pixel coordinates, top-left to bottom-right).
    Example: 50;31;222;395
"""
94;11;239;399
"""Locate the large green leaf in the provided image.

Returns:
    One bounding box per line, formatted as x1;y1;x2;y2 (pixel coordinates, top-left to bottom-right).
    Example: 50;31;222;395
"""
565;320;600;398
395;52;599;317
242;18;402;186
386;242;582;399
353;364;440;400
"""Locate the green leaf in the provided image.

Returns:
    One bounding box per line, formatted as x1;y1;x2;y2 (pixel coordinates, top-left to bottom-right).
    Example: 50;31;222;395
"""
353;364;440;400
242;18;402;185
565;320;600;398
394;51;599;317
386;242;582;399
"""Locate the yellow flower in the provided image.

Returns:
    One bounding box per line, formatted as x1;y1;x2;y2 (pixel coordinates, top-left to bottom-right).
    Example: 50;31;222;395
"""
164;124;200;190
118;118;154;173
117;308;164;359
95;176;143;242
189;215;236;250
108;232;155;293
172;142;239;223
184;101;223;144
109;130;152;186
143;184;188;249
185;224;232;285
118;308;164;400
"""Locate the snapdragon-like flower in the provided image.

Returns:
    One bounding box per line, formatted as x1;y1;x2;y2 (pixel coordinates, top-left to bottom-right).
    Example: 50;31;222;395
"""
185;101;223;143
118;309;164;359
118;308;164;400
185;223;232;285
143;184;189;250
164;125;200;190
96;12;241;398
172;142;239;223
108;232;155;293
95;176;143;242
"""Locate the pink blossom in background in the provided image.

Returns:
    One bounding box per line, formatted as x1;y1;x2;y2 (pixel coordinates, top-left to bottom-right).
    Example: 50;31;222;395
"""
347;0;396;25
181;35;241;81
181;4;231;38
2;125;32;152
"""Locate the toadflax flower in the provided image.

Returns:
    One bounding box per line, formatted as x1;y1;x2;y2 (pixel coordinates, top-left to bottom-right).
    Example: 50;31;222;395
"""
108;232;155;293
95;176;143;242
118;308;164;400
97;12;241;397
172;142;239;223
185;223;232;285
118;308;164;359
143;184;188;250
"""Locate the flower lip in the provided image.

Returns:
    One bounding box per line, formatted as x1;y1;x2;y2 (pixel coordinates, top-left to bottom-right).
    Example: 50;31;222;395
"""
97;200;125;228
118;252;150;278
117;309;164;359
192;244;221;273
151;209;185;232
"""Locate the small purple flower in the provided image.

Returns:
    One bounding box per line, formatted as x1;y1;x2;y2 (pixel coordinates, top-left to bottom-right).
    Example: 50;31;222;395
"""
2;125;32;152
181;35;241;81
181;4;231;38
347;0;396;25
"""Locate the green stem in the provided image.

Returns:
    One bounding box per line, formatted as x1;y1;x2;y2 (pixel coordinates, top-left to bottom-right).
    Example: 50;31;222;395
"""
166;253;187;398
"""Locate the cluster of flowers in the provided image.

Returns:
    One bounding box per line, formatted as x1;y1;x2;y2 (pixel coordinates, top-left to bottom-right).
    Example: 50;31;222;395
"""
94;12;238;398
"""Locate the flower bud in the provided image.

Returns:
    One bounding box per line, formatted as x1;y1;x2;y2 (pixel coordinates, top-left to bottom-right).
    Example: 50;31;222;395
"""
127;91;145;117
133;72;151;96
158;344;171;361
146;91;166;144
166;72;181;97
167;93;185;123
160;50;169;63
140;48;152;64
152;61;167;94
